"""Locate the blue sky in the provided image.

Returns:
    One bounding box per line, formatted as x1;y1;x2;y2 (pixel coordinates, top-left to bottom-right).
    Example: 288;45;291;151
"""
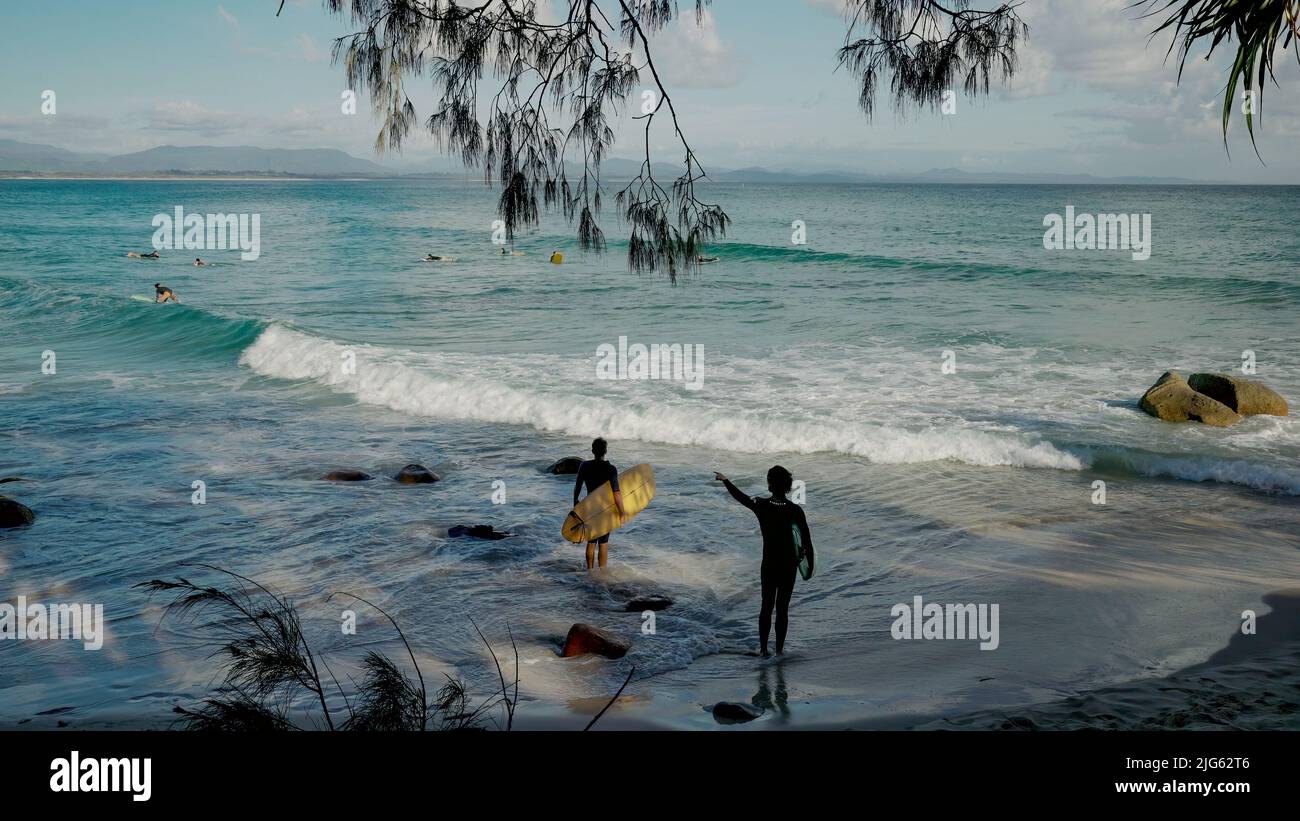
3;0;1299;181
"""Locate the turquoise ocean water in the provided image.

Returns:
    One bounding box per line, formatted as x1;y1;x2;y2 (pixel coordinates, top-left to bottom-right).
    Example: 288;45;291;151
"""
2;178;1298;728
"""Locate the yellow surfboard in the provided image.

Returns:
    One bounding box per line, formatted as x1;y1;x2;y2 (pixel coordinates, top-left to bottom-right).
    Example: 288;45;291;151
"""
562;463;655;543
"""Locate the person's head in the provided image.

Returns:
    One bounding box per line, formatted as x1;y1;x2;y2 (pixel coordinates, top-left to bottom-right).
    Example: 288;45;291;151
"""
154;283;160;289
591;437;608;459
767;465;793;497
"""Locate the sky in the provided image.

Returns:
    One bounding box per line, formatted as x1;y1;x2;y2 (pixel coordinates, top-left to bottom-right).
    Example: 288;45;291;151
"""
2;0;1299;182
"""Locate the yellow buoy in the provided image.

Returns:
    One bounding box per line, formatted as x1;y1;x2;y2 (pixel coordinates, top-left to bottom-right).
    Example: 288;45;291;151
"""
550;252;563;264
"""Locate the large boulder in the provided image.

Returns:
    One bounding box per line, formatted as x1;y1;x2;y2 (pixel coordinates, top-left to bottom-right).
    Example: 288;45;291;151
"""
394;464;440;484
1188;373;1288;417
561;623;630;659
0;496;36;528
322;470;373;482
1139;371;1241;427
545;457;583;475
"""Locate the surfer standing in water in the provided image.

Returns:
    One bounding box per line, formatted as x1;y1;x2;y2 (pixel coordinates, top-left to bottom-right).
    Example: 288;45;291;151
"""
715;466;812;657
573;437;626;570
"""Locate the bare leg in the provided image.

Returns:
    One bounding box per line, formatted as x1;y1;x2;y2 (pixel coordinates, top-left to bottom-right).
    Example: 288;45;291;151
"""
759;577;775;657
598;541;608;568
585;541;596;570
775;581;794;654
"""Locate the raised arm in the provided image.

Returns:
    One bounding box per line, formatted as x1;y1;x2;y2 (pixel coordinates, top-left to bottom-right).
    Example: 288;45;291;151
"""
715;473;756;511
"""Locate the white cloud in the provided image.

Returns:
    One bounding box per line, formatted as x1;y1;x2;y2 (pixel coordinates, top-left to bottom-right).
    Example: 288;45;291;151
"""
217;4;238;29
653;9;742;90
296;33;325;63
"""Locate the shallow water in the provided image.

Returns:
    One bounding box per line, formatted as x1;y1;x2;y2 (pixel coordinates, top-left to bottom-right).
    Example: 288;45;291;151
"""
1;179;1298;728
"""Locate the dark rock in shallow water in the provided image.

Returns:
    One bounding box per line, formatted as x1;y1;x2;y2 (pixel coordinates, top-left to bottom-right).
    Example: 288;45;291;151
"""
546;457;583;475
0;496;36;528
624;595;672;612
394;463;440;484
561;623;630;659
322;470;373;482
448;524;513;540
711;702;763;724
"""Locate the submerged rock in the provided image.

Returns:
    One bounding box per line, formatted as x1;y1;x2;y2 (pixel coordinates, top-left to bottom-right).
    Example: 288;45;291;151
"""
1139;371;1241;427
711;701;763;724
0;496;36;528
394;464;440;484
322;470;373;482
624;595;673;612
1188;373;1288;417
448;524;513;540
546;457;583;475
561;623;630;659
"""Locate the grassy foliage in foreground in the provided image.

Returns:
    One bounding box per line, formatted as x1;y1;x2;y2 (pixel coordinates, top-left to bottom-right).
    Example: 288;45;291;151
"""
137;565;519;731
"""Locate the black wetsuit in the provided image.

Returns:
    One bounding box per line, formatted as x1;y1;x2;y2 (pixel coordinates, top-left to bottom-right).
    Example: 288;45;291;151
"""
573;459;619;544
723;479;812;654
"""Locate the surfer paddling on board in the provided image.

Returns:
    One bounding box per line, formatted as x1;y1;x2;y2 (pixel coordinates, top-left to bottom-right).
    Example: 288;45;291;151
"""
154;283;180;304
715;466;813;657
572;437;626;570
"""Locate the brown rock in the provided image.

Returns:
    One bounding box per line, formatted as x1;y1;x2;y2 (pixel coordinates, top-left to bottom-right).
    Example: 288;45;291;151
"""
1139;371;1241;427
1188;373;1288;417
322;470;373;481
394;464;440;484
561;623;630;659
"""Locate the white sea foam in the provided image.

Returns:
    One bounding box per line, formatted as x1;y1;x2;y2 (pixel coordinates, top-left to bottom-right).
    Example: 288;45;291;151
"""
239;325;1085;470
239;325;1300;494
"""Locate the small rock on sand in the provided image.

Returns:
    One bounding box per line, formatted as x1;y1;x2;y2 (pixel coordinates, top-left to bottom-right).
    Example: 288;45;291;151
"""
711;701;763;723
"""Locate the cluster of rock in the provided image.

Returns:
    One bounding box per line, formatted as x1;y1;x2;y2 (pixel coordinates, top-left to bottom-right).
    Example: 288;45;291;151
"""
1139;372;1288;427
321;463;441;483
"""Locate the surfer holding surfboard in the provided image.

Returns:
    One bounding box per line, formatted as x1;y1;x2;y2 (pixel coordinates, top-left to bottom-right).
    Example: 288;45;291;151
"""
569;438;627;570
715;466;814;657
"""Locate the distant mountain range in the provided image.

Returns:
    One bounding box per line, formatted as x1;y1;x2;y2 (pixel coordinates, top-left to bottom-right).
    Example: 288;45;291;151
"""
0;139;1221;184
0;140;387;177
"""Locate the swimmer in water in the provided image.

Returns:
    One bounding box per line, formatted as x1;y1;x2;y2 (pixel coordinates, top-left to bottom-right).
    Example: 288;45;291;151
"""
128;250;161;259
194;258;208;266
154;283;180;304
